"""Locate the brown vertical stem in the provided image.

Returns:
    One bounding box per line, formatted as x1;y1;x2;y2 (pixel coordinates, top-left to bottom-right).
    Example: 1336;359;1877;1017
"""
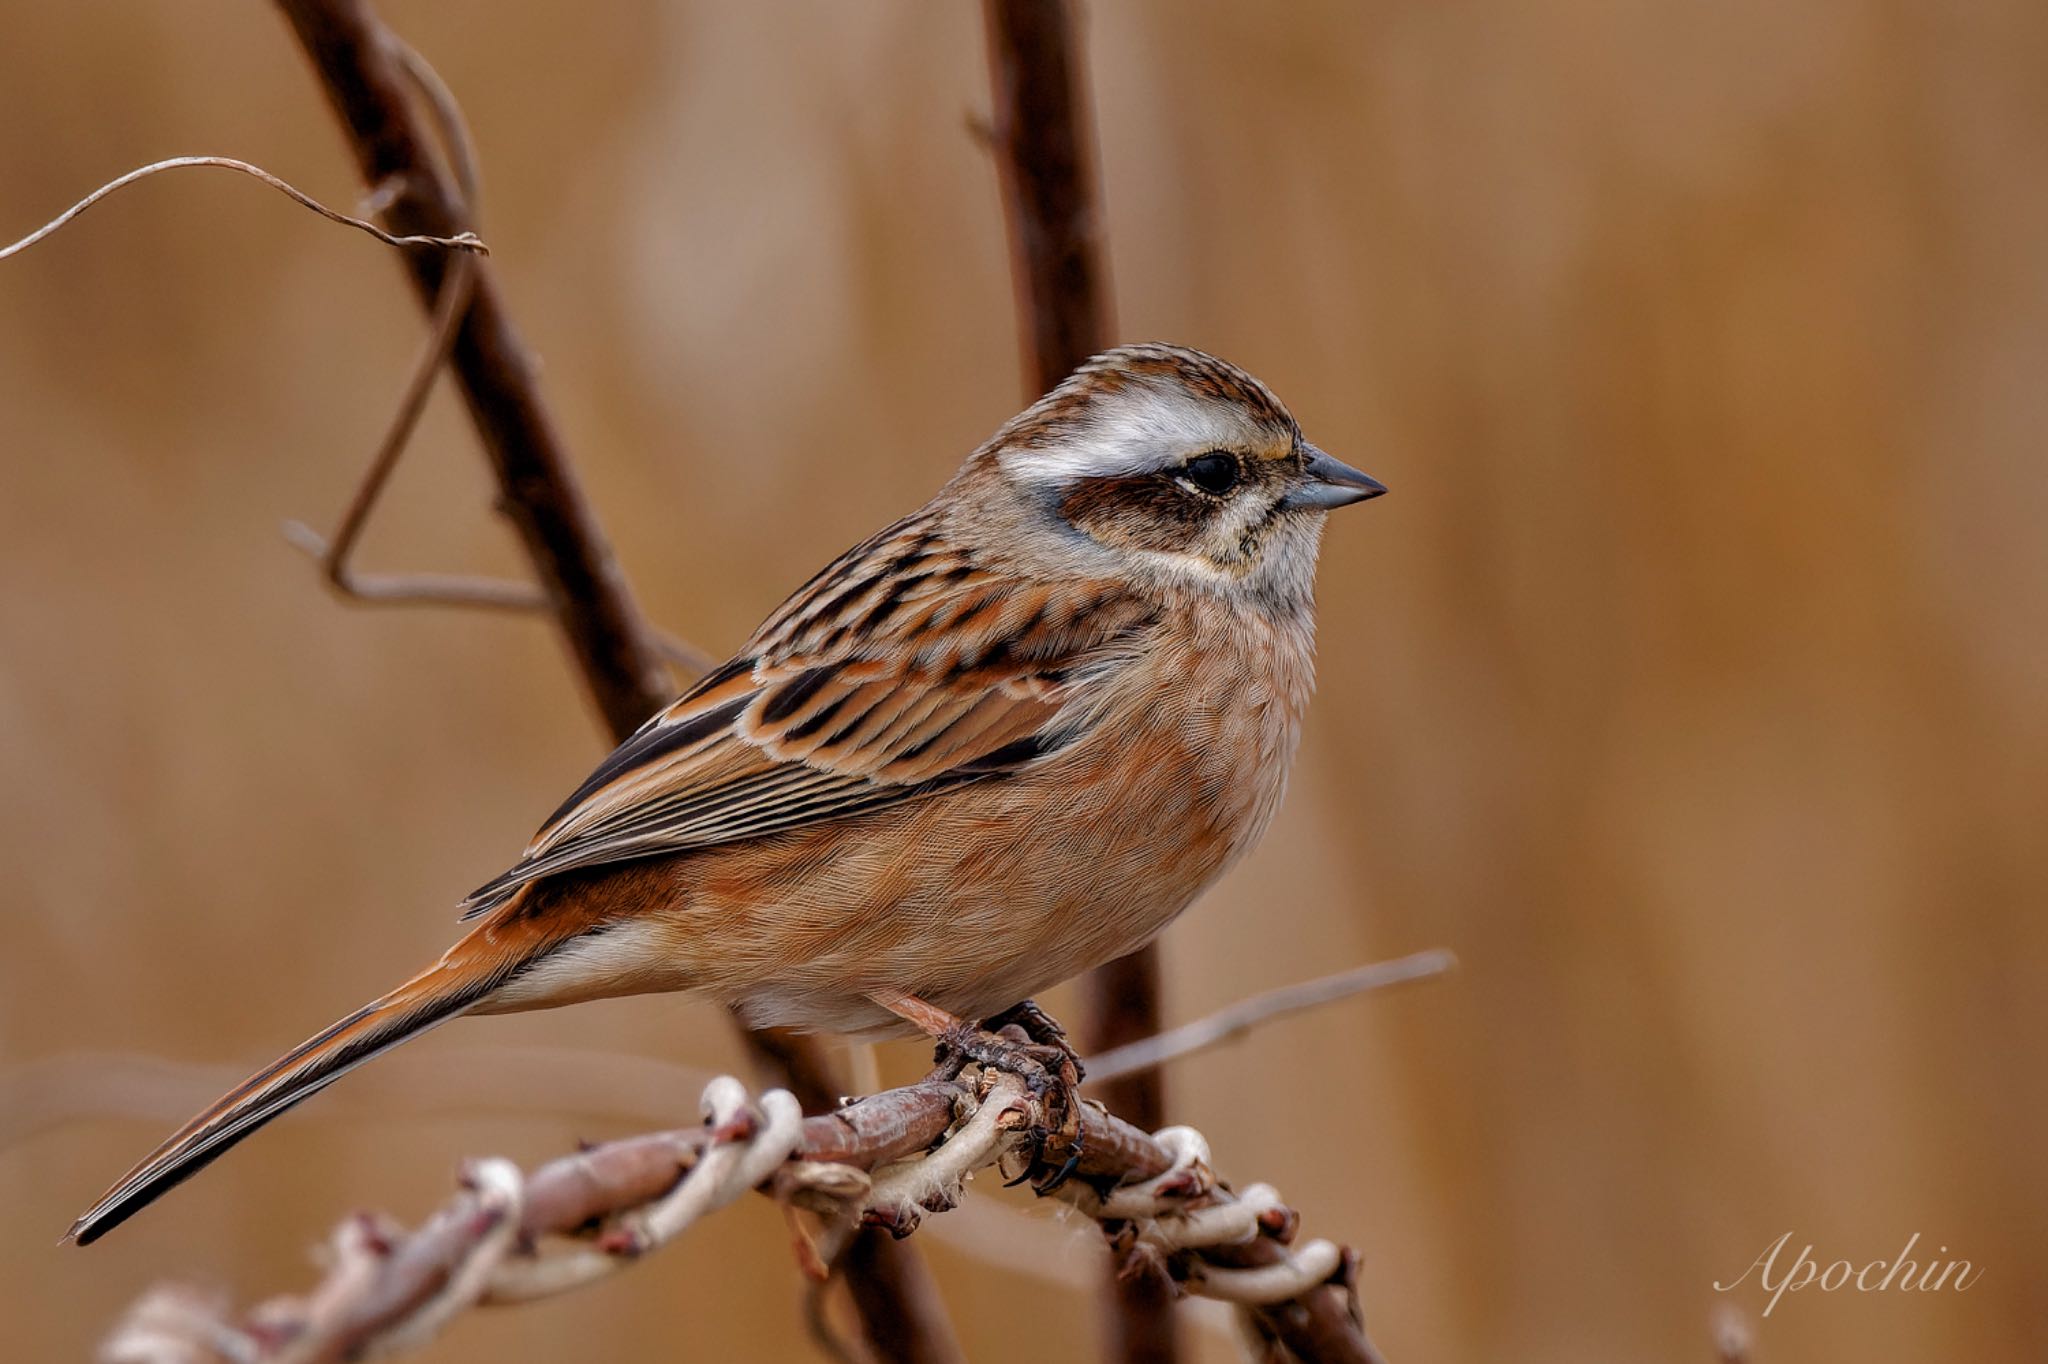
270;2;960;1358
741;1027;967;1364
981;4;1176;1362
1077;956;1177;1364
839;1225;971;1364
982;0;1113;384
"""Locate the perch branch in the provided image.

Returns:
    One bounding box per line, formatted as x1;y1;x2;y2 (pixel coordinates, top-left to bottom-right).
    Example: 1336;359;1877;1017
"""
268;0;954;1353
101;1065;1384;1364
980;4;1177;1359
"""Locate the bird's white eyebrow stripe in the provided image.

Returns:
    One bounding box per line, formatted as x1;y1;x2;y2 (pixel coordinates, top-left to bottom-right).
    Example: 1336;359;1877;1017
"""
999;386;1250;485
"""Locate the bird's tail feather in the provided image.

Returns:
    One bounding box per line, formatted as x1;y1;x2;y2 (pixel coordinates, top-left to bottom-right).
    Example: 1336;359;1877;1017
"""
67;941;525;1246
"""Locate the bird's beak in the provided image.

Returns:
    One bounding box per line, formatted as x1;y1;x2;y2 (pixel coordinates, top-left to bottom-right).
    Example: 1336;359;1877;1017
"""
1283;444;1387;511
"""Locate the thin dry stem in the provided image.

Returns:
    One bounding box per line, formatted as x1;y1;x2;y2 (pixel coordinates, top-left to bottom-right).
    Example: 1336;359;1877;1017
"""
1084;950;1458;1084
272;39;585;630
270;30;719;675
979;6;1166;1358
0;156;485;263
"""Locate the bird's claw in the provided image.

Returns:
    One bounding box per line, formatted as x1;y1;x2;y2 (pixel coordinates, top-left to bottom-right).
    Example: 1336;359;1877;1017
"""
934;1010;1085;1194
1033;1145;1084;1197
983;998;1087;1082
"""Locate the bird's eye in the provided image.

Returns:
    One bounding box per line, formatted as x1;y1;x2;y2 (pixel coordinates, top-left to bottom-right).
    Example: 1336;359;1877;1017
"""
1178;452;1241;495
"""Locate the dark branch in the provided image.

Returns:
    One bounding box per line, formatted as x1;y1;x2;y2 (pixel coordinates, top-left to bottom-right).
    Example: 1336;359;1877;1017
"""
980;5;1179;1361
981;0;1114;392
275;0;669;739
268;1;957;1354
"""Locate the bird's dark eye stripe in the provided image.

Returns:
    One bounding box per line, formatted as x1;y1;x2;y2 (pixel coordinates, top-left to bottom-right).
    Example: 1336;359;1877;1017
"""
1179;451;1241;495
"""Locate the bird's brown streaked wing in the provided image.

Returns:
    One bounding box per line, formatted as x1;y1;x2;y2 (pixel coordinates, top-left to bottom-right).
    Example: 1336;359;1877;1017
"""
458;515;1156;918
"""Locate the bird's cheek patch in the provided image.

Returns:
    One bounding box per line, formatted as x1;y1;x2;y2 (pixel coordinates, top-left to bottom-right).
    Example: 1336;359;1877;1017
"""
1057;474;1211;555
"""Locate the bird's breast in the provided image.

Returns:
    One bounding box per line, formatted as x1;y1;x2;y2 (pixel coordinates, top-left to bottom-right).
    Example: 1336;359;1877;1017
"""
642;596;1318;1031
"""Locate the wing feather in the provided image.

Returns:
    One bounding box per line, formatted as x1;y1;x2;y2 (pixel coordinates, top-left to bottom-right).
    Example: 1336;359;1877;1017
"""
457;515;1157;918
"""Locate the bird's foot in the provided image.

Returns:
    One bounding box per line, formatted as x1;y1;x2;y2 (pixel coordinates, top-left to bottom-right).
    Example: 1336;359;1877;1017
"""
982;998;1086;1082
934;1017;1085;1196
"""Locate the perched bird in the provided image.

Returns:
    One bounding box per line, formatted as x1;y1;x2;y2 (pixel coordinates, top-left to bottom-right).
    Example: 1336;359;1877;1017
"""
69;343;1384;1244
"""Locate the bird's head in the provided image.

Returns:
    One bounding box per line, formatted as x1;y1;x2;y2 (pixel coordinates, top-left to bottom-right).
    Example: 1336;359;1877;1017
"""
968;343;1383;607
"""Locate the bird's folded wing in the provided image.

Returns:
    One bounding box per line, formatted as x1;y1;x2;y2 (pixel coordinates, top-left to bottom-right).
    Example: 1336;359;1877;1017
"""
459;518;1155;918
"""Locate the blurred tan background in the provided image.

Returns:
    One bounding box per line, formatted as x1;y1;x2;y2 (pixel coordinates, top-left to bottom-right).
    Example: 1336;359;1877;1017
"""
3;2;2044;1360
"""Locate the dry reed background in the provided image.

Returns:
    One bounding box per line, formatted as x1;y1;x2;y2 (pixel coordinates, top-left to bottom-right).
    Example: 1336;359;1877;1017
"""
3;2;2044;1361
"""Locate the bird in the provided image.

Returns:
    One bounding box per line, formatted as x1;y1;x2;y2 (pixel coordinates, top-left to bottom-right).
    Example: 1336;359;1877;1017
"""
68;342;1384;1245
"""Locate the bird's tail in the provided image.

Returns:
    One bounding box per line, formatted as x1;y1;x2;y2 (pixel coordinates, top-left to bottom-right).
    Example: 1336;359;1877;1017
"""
67;932;533;1246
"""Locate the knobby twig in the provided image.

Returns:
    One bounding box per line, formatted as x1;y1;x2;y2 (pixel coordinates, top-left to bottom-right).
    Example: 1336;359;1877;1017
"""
259;0;957;1353
0;155;486;264
1084;950;1458;1084
980;4;1177;1360
101;1062;1385;1364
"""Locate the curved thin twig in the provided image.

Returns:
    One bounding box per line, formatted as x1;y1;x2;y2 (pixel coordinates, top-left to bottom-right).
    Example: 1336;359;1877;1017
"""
276;36;537;616
1084;949;1458;1084
0;156;485;263
278;247;492;592
271;36;720;679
